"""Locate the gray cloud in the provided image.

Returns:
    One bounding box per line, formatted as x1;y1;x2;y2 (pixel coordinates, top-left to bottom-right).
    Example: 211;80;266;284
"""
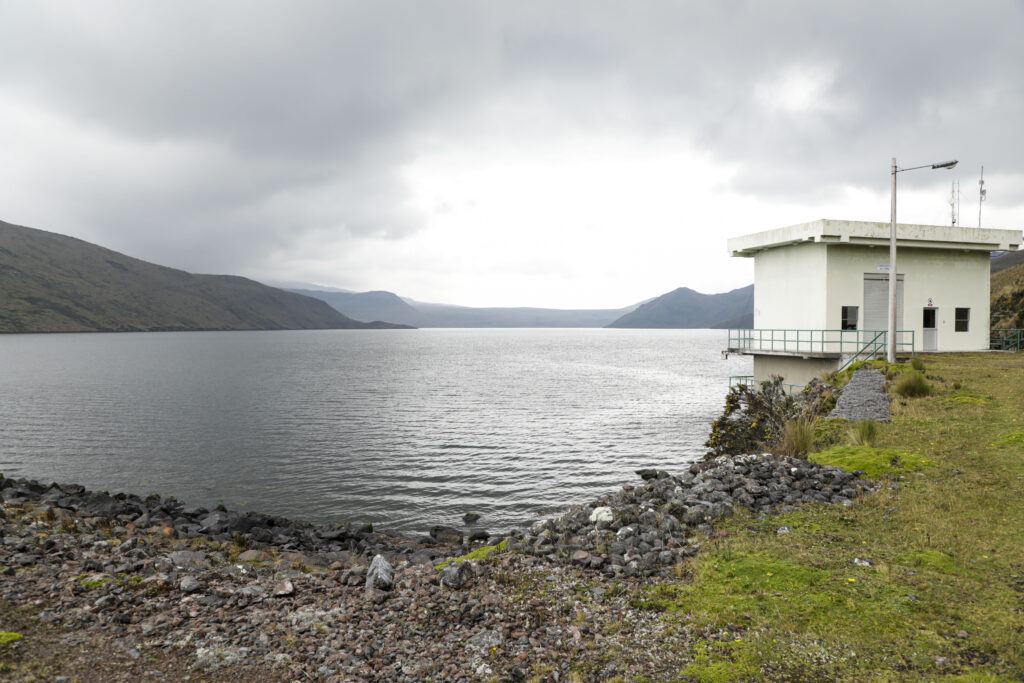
1;0;1022;289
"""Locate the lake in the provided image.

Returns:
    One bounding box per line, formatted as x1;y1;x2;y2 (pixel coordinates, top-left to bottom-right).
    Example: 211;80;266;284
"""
0;328;750;534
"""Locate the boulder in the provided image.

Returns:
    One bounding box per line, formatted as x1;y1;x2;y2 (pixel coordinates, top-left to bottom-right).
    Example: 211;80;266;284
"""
439;561;475;589
429;525;463;545
365;554;394;591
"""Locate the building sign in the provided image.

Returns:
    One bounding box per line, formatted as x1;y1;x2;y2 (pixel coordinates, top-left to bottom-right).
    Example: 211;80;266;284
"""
876;264;890;272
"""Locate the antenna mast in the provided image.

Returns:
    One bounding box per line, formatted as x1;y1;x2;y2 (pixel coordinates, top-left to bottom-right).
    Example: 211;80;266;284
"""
949;180;960;226
978;166;986;228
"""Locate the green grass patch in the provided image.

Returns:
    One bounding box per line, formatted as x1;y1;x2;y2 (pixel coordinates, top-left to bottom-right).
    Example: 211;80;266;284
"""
893;370;932;397
809;446;935;478
0;633;24;648
994;429;1024;448
634;353;1024;680
897;549;960;576
941;395;990;407
75;573;109;590
434;538;507;570
813;418;850;448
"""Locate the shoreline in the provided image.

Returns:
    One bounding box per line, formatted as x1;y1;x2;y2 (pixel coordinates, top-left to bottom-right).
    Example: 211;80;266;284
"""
1;444;878;681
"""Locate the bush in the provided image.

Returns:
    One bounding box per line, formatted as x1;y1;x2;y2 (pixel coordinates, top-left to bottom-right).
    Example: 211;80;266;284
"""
910;356;925;372
704;377;800;457
776;418;815;459
848;420;879;446
893;371;931;398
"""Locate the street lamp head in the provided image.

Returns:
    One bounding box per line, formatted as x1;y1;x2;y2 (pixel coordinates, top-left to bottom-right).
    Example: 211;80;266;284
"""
932;160;958;170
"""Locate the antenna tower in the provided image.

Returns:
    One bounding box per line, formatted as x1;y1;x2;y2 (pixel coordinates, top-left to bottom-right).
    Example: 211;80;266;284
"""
978;166;986;228
949;180;960;226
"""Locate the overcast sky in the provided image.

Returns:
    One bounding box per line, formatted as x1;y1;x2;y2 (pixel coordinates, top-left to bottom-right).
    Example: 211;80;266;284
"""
2;1;1023;308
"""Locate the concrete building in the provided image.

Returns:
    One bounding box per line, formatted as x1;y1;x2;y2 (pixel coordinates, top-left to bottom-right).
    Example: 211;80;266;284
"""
726;219;1022;387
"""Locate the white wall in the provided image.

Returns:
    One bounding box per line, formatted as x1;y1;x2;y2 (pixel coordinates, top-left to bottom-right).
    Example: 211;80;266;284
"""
753;355;839;386
753;242;828;329
824;245;990;352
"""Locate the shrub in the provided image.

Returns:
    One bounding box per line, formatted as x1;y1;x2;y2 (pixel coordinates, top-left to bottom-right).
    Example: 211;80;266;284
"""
704;377;801;457
910;356;925;372
893;370;931;398
776;418;815;459
802;377;839;416
848;420;879;447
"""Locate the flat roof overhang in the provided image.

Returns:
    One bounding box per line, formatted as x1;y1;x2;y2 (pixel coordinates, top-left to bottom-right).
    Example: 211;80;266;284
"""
726;348;842;360
728;219;1022;257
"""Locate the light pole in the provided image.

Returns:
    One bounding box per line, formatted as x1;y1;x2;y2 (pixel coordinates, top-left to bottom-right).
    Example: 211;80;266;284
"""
888;158;958;363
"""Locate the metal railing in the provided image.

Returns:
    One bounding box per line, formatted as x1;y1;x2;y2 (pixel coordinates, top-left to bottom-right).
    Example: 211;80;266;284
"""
728;375;806;395
991;329;1024;351
727;328;915;357
836;330;886;373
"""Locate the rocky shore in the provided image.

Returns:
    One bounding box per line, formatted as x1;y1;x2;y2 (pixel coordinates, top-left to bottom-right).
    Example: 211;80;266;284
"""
508;453;877;576
1;447;878;681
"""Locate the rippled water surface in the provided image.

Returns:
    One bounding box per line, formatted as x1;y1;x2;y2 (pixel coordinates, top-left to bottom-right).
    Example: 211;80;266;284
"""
0;329;750;533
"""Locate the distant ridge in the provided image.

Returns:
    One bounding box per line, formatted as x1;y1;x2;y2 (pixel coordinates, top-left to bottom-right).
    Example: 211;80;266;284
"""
991;249;1024;274
0;220;412;333
292;288;639;327
290;289;422;327
606;285;754;329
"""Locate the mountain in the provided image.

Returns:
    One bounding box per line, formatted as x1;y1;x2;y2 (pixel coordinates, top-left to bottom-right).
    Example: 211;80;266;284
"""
294;288;640;327
0;220;412;333
408;302;636;327
606;285;754;329
991;261;1024;329
991;249;1024;274
290;289;422;327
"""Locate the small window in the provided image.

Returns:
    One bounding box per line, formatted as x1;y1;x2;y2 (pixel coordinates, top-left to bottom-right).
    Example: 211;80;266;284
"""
955;307;970;332
841;306;858;330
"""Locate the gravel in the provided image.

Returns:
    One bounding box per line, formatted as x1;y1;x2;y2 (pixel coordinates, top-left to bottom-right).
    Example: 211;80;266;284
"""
828;369;891;422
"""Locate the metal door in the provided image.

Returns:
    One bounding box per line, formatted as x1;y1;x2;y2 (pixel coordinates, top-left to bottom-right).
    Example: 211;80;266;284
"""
923;308;937;352
863;273;904;332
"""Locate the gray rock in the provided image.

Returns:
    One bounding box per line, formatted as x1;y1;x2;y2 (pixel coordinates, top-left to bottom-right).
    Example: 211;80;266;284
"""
365;554;394;591
429;525;463;545
409;549;436;565
439;561;475;589
179;575;201;593
167;550;209;568
466;628;504;654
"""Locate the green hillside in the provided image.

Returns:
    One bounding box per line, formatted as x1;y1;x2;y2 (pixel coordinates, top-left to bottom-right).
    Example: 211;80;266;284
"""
991;261;1024;329
606;285;754;329
0;220;411;333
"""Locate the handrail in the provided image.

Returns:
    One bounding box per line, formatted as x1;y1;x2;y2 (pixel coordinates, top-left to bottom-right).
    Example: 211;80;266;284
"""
728;375;805;395
727;328;915;356
836;330;886;373
990;329;1024;351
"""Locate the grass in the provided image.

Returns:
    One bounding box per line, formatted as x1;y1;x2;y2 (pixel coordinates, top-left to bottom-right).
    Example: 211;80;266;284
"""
776;418;815;458
0;633;24;648
811;446;934;479
893;370;932;397
633;352;1024;681
434;538;508;570
848;419;880;447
